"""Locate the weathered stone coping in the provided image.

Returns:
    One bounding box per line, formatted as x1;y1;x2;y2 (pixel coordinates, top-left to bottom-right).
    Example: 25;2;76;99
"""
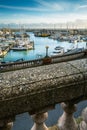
0;58;87;119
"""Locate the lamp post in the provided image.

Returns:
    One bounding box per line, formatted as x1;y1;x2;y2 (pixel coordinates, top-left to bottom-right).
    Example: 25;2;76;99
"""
86;42;87;49
45;46;49;57
43;46;51;64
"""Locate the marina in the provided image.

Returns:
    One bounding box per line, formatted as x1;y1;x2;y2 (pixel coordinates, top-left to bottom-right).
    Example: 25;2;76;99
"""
0;30;34;59
0;31;87;63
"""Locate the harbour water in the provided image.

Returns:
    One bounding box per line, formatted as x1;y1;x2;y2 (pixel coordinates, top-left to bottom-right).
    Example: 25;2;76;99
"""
1;32;86;62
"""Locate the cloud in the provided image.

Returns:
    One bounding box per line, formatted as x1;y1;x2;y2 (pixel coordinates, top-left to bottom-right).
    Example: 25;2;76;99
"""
0;1;81;13
76;4;87;9
35;0;64;11
0;1;64;13
35;0;81;12
0;0;87;24
1;12;87;24
0;4;51;12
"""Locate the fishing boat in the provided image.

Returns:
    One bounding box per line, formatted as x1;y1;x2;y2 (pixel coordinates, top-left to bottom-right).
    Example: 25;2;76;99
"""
12;26;34;51
12;43;33;51
12;38;34;51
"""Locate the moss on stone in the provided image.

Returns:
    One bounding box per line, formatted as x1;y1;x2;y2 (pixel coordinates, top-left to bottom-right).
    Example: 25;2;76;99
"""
48;125;60;130
76;116;83;124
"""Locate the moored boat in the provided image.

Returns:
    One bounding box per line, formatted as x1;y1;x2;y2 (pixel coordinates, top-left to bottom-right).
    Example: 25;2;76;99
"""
54;46;64;50
66;47;84;54
12;38;34;51
51;46;64;56
12;44;33;51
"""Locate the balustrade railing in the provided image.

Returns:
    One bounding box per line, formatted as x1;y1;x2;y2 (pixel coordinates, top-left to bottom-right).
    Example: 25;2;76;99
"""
0;58;87;130
1;102;87;130
0;58;43;72
0;50;86;72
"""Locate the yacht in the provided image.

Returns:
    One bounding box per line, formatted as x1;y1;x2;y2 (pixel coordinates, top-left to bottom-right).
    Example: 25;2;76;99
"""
51;46;64;56
12;38;34;51
54;46;64;50
66;47;84;54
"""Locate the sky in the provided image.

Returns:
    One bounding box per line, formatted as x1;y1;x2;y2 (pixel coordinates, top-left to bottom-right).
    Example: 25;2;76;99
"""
0;0;87;24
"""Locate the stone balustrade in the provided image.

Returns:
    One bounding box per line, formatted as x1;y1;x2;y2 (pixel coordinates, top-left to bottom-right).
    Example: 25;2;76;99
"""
0;50;86;72
0;58;87;130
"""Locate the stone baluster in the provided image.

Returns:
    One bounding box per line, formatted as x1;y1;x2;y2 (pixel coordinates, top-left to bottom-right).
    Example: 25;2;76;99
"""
79;107;87;130
58;102;78;130
0;118;14;130
31;112;48;130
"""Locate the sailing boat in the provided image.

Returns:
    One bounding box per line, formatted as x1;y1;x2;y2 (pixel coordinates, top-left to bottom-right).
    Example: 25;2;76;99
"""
12;25;34;51
12;37;34;51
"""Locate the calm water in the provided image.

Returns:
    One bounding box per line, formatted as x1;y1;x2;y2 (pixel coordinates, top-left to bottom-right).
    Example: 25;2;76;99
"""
1;32;86;62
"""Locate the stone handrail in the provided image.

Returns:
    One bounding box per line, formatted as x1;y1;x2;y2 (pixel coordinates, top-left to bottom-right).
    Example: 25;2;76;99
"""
0;58;87;130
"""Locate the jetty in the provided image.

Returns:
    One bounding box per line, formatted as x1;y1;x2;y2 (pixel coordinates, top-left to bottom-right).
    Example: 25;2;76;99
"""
0;43;14;58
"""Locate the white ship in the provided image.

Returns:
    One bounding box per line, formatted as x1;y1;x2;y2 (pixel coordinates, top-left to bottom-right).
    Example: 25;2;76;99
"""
12;37;34;51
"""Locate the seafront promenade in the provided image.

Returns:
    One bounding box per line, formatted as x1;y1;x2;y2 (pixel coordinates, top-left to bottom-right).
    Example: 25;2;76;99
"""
0;49;87;73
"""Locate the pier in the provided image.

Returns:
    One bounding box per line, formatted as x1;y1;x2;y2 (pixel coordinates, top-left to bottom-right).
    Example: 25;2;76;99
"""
0;43;14;58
